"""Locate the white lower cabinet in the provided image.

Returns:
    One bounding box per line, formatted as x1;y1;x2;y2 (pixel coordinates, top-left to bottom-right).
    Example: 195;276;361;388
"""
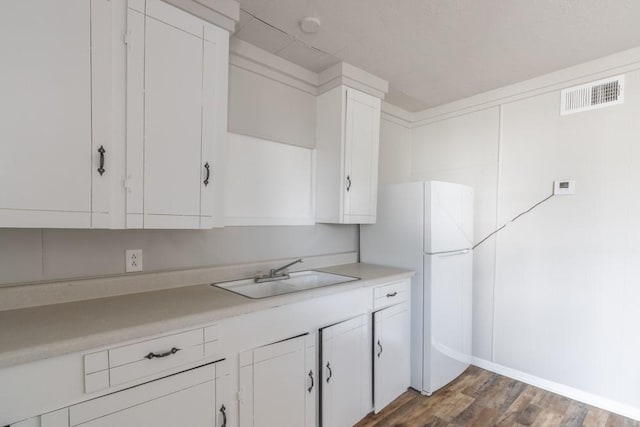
5;279;412;427
239;334;317;427
70;362;226;427
9;362;229;427
373;302;411;413
320;315;370;427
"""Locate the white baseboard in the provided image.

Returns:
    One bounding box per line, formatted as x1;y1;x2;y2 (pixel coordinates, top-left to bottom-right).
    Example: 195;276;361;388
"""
471;357;640;422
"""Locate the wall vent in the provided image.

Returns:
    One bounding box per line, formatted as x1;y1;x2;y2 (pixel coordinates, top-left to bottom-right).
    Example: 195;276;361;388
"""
560;75;624;115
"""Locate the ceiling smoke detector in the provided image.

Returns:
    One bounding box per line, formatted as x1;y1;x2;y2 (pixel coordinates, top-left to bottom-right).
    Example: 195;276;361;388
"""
299;17;321;34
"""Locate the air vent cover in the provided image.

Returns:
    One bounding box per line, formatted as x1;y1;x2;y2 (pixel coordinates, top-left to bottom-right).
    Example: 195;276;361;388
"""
560;75;624;115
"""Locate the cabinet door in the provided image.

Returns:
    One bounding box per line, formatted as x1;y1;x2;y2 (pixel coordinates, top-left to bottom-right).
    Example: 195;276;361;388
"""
239;334;315;427
200;26;228;229
143;10;204;228
321;315;369;427
126;0;227;229
373;303;411;413
70;364;215;427
0;0;110;228
343;89;381;224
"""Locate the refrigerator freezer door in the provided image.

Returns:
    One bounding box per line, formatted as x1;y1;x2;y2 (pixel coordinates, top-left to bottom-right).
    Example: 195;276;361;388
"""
424;251;473;394
425;181;474;254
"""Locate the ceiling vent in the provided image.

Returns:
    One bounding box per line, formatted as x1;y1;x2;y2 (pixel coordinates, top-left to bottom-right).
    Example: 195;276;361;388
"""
560;75;624;115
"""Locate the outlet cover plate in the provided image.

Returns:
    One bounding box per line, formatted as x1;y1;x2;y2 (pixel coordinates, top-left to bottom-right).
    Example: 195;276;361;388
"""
125;249;143;273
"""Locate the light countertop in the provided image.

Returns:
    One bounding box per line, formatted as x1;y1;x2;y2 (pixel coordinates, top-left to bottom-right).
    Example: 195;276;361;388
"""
0;263;413;369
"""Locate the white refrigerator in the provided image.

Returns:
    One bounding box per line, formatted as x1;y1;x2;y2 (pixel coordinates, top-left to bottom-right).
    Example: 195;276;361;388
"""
361;181;473;395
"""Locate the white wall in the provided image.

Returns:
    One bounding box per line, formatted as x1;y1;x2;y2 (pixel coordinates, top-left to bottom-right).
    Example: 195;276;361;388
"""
379;49;640;413
228;64;316;148
378;116;412;185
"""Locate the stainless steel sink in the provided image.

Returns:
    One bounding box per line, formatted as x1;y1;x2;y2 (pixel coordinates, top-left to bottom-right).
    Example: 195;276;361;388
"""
212;270;359;299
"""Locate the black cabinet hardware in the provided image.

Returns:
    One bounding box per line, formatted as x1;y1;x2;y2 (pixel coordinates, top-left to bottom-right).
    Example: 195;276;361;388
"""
308;369;314;393
97;145;106;176
386;292;397;298
346;175;351;192
377;340;383;358
204;162;211;186
220;404;227;427
144;347;180;360
326;362;332;383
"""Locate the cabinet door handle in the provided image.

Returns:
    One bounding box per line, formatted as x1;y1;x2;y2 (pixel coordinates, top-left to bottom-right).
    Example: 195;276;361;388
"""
97;145;106;176
308;369;314;393
326;362;332;383
220;404;227;427
144;347;180;360
386;291;398;298
377;340;383;358
346;175;351;192
203;162;211;186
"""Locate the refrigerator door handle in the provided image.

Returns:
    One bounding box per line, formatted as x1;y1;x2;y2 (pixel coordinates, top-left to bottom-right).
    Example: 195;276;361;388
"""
436;249;470;257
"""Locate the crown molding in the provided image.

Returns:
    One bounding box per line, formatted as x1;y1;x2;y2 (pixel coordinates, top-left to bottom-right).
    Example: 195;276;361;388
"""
163;0;239;32
229;38;389;100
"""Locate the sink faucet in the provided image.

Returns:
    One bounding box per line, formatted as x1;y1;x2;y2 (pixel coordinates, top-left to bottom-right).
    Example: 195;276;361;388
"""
255;258;303;283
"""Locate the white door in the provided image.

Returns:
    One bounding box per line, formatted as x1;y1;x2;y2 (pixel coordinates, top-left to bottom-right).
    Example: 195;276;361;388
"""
69;364;216;427
239;334;316;427
425;251;473;394
199;27;228;229
321;315;369;427
343;89;381;223
126;1;227;229
0;0;109;228
143;12;204;228
373;303;411;413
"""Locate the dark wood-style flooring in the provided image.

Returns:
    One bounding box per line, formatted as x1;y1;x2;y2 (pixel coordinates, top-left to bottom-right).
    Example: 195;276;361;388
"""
356;366;640;427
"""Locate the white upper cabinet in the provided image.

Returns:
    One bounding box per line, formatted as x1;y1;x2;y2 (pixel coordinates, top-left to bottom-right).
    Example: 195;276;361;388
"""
316;85;381;224
0;0;112;228
126;0;229;229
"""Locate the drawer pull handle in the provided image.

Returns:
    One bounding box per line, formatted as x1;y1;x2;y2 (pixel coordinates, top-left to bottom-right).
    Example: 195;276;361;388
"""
377;340;383;358
386;291;398;298
308;369;314;393
326;362;332;383
220;404;227;427
145;347;181;360
346;175;351;192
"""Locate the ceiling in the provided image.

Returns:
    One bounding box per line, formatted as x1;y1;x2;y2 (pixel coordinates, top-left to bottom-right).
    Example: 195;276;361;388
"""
233;0;640;111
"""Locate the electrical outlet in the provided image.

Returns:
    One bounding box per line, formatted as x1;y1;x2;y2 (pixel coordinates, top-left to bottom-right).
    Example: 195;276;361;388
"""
125;249;143;273
553;180;576;196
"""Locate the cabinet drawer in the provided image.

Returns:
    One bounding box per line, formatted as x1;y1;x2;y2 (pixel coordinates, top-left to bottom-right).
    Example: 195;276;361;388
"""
373;281;409;309
108;328;203;368
106;328;205;386
110;344;205;386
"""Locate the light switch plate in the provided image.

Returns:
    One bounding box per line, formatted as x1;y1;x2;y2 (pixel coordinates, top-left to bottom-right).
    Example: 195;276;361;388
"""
125;249;143;273
553;180;576;195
